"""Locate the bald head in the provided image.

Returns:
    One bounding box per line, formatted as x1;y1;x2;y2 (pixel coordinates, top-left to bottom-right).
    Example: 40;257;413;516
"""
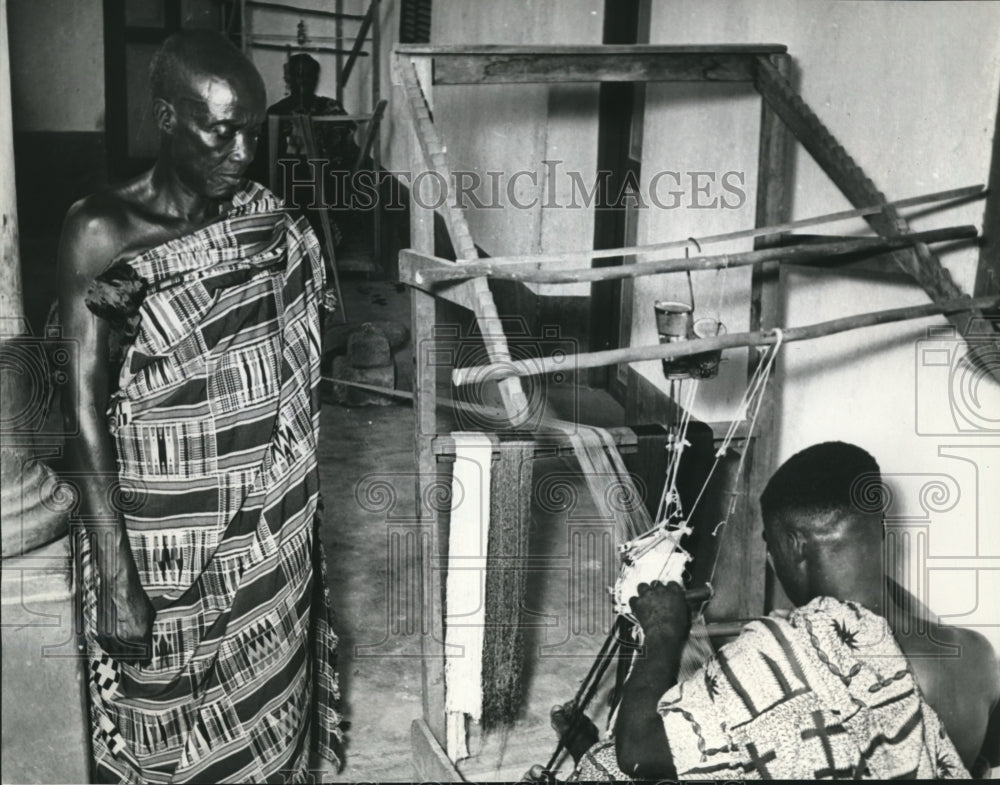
760;442;886;606
147;31;267;200
150;30;265;106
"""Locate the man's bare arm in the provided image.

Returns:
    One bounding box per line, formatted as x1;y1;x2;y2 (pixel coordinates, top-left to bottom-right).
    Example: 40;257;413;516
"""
57;200;154;662
614;581;688;779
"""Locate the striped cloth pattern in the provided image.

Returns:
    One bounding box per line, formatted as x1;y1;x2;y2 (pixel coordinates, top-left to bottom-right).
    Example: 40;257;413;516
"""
80;182;343;783
572;596;968;780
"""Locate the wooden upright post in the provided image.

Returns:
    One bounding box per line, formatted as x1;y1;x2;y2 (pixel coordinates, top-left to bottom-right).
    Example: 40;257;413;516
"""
741;52;794;616
405;55;449;749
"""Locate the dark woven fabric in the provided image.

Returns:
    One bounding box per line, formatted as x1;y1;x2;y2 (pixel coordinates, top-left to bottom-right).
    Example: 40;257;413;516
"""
480;440;534;732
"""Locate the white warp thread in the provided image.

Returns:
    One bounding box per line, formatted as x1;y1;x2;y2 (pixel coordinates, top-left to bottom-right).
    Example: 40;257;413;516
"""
613;525;692;621
444;433;492;762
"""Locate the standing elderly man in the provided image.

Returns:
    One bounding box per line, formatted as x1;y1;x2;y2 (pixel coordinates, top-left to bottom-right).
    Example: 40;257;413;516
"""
57;30;342;783
564;442;999;781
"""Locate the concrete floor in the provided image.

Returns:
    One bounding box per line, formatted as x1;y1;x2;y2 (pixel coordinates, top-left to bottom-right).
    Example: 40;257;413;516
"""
319;280;626;782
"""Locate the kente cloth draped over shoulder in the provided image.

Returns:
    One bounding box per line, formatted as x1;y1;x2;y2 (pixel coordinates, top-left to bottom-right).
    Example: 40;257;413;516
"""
572;597;968;781
81;182;343;784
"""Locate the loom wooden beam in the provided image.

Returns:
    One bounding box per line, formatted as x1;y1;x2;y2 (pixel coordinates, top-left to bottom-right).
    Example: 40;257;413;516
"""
408;185;983;283
754;55;1000;377
452;294;1000;385
431;427;639;458
403;226;977;287
339;0;374;88
240;0;368;20
737;50;793;621
404;54;448;747
395;43;786;84
395;55;533;428
398;250;482;311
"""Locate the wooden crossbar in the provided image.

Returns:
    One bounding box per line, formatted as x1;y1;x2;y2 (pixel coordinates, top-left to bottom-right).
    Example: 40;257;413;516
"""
395;44;788;85
452;294;1000;386
407;184;984;283
403;225;976;287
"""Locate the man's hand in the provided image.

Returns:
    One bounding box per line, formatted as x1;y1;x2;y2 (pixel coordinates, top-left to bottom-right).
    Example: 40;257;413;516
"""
616;580;687;779
96;539;155;664
629;580;691;642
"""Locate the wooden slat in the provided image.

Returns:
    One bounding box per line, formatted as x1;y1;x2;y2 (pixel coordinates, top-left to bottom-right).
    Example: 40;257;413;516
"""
431;427;638;457
408;184;984;282
398;250;479;310
395;55;533;426
244;0;367;20
754;55;1000;372
452;294;1000;385
405;226;977;286
250;42;364;56
432;52;763;85
335;0;343;104
742;52;792;619
339;0;374;88
395;43;788;56
406;52;446;747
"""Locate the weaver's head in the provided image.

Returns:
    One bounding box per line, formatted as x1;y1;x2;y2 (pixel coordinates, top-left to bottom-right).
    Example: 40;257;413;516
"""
760;441;886;608
284;53;321;99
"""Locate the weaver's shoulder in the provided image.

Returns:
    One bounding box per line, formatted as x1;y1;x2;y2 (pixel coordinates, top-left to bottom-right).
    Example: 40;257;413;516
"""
950;625;999;677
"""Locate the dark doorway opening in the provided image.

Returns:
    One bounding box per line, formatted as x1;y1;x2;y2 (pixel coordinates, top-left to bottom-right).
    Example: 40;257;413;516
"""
103;0;240;180
589;0;650;399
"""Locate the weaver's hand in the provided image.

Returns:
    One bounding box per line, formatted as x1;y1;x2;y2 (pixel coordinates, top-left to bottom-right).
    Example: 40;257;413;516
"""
629;580;690;642
97;542;156;664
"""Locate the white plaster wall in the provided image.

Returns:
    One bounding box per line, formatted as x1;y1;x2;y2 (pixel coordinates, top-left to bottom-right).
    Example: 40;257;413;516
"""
8;0;105;132
635;0;1000;649
391;0;602;296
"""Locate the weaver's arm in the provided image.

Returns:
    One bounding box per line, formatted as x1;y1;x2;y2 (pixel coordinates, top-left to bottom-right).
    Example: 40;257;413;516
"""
614;581;689;779
57;199;155;663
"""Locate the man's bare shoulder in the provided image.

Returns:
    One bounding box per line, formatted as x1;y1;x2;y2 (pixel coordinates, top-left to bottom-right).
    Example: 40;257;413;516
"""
60;177;150;278
951;626;1000;689
933;623;997;661
920;622;1000;697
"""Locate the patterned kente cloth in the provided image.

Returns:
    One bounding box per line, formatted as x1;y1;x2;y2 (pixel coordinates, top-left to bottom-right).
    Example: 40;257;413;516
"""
80;182;343;783
572;597;968;781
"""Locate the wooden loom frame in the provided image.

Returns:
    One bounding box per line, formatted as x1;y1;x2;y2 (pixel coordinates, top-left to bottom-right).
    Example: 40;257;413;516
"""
391;43;995;780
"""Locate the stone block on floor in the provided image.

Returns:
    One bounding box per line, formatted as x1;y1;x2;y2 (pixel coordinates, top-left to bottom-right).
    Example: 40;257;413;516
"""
347;324;392;368
328;355;396;406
